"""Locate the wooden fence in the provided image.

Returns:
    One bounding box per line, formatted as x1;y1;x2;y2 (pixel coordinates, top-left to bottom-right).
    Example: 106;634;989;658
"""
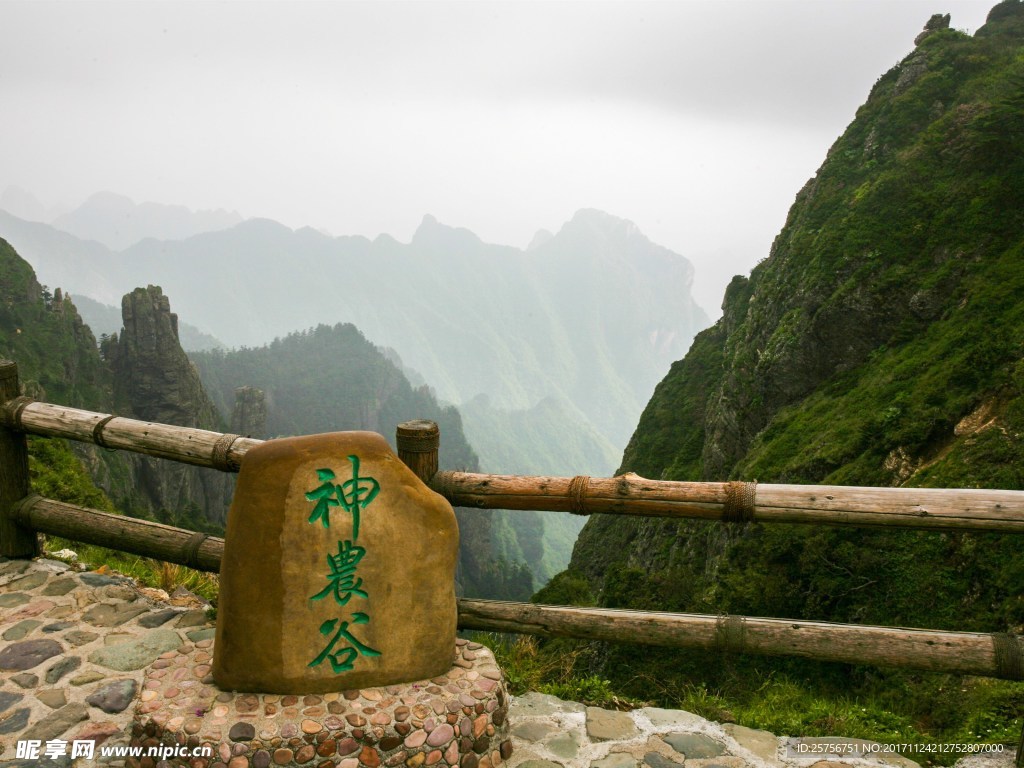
0;359;1022;759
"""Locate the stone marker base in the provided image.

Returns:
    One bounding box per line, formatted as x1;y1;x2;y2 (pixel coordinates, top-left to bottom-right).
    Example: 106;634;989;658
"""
129;638;512;768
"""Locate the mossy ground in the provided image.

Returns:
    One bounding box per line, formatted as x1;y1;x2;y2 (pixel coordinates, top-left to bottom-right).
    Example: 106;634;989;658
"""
480;632;1022;763
28;435;219;604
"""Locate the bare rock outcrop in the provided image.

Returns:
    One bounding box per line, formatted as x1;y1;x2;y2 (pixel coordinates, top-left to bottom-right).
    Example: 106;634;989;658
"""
100;286;232;526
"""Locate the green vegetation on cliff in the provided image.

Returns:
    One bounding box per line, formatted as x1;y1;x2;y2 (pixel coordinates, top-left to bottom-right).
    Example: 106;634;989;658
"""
0;236;117;514
541;1;1024;747
1;228;543;602
191;324;536;600
0;238;162;578
0;238;108;408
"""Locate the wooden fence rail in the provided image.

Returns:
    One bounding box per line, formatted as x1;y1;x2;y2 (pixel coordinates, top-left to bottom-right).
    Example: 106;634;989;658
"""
6;490;1024;682
431;470;1024;533
10;493;225;573
0;358;1022;761
5;392;1024;535
2;399;262;471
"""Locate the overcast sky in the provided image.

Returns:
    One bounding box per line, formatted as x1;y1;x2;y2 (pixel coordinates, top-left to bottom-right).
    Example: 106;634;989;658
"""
0;0;994;316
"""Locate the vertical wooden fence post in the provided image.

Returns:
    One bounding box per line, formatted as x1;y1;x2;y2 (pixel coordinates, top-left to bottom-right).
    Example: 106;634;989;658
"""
0;360;39;558
396;420;439;484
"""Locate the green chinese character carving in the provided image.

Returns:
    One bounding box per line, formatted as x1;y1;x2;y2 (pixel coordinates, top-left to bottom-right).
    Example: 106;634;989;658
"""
305;468;340;528
336;455;378;540
310;540;368;605
304;456;379;539
308;612;381;673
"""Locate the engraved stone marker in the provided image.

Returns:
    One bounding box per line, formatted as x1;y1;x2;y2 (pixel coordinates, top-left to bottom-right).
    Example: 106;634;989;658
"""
212;431;459;693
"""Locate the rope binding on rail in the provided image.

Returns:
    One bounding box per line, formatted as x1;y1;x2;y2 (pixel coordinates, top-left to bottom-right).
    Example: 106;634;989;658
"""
183;531;211;570
91;415;117;449
567;475;591;515
3;395;35;430
723;480;757;523
993;632;1024;680
396;420;440;454
211;433;242;472
9;493;43;525
430;470;457;502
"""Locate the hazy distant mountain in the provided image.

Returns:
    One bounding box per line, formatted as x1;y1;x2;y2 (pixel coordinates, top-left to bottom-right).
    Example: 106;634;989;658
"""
1;204;708;591
460;393;619;477
526;228;554;251
459;393;614;583
71;293;226;352
52;191;243;250
0;209;123;303
0;185;54;222
0;206;708;452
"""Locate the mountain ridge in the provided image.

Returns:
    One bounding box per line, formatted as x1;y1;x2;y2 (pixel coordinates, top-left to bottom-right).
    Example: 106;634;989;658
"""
540;0;1024;740
0;205;708;452
0;200;707;596
0;236;537;597
52;190;243;251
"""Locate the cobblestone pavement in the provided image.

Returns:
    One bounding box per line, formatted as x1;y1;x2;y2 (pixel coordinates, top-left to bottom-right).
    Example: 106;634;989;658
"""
1;558;1017;768
1;557;214;765
506;692;941;768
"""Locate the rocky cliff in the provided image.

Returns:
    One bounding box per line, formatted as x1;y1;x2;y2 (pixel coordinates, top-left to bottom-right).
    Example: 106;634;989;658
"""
542;0;1024;734
89;286;233;528
104;287;220;428
191;324;535;599
0;266;234;532
0;239;109;409
229;385;267;438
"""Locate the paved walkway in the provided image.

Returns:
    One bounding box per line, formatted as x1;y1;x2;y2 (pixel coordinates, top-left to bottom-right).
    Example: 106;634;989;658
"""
505;693;931;768
1;557;214;765
0;557;1017;768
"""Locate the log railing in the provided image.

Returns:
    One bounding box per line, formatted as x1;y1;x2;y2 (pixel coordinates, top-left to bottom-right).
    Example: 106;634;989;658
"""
0;359;1022;759
430;470;1024;533
10;396;1024;534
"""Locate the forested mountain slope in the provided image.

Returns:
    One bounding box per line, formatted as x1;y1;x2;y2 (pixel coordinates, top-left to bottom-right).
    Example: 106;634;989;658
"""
192;326;540;598
0;239;108;409
0;235;539;598
542;1;1024;735
0;207;707;452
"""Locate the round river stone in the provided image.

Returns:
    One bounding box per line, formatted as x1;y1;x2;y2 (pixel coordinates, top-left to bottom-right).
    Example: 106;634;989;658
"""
131;638;511;768
0;638;63;671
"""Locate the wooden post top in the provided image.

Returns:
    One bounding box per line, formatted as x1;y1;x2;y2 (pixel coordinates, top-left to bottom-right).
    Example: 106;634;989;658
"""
396;420;439;484
396;419;439;448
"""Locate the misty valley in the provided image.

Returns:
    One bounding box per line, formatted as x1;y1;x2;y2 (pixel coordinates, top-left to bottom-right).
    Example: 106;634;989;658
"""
2;0;1024;757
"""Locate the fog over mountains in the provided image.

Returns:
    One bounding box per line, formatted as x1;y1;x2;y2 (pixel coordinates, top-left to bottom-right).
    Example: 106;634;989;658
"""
1;189;709;588
0;193;709;459
54;191;244;251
